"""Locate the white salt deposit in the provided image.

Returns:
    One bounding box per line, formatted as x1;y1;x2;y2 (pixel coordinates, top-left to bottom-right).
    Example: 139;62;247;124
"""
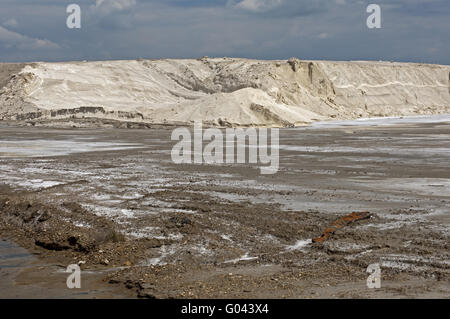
1;58;449;127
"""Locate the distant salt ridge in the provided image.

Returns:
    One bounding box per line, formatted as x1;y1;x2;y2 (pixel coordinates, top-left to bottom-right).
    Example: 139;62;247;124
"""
0;58;449;127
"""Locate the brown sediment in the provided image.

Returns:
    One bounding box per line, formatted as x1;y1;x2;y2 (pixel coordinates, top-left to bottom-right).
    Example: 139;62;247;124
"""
0;123;449;298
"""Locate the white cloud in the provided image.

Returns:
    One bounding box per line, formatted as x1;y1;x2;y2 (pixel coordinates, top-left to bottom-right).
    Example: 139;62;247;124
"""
229;0;330;17
87;0;137;30
3;18;18;28
92;0;137;15
234;0;283;12
0;26;59;50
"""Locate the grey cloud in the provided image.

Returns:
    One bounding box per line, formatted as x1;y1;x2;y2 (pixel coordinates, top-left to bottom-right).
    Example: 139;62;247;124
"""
91;0;137;15
0;0;448;65
0;25;59;51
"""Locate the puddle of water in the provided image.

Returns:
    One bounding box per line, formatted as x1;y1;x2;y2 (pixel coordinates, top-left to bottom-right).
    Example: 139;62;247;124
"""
0;239;32;269
0;239;133;298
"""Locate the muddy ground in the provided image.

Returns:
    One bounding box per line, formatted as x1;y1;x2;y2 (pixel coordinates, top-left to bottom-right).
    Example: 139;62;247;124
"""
0;118;449;298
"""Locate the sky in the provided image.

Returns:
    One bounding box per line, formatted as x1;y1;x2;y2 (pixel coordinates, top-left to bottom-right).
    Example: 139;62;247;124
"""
0;0;449;64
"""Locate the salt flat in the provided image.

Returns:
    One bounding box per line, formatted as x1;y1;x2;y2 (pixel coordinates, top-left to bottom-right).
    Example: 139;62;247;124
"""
0;117;449;298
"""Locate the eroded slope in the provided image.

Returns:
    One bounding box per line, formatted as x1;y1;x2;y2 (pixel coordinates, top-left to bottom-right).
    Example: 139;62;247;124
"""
0;58;449;127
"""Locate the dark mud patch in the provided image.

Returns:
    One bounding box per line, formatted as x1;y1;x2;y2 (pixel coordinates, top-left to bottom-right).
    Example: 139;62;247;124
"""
0;194;161;268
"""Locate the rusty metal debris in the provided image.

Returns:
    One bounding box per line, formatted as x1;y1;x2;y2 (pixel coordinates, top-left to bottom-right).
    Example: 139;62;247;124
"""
312;211;371;243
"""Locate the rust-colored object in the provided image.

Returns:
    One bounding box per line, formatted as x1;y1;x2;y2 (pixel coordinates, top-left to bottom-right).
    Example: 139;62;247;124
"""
312;211;371;243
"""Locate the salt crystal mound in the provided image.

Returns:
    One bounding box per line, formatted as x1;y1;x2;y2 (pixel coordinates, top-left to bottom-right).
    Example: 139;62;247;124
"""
0;58;449;127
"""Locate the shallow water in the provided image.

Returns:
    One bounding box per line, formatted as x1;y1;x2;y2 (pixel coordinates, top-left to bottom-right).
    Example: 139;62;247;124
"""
0;239;132;299
0;239;31;268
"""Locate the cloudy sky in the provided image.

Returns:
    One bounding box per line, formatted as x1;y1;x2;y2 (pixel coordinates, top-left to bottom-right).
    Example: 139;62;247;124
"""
0;0;449;64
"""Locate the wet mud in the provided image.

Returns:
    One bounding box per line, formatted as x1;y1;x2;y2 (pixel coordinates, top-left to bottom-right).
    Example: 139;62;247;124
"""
0;119;449;298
